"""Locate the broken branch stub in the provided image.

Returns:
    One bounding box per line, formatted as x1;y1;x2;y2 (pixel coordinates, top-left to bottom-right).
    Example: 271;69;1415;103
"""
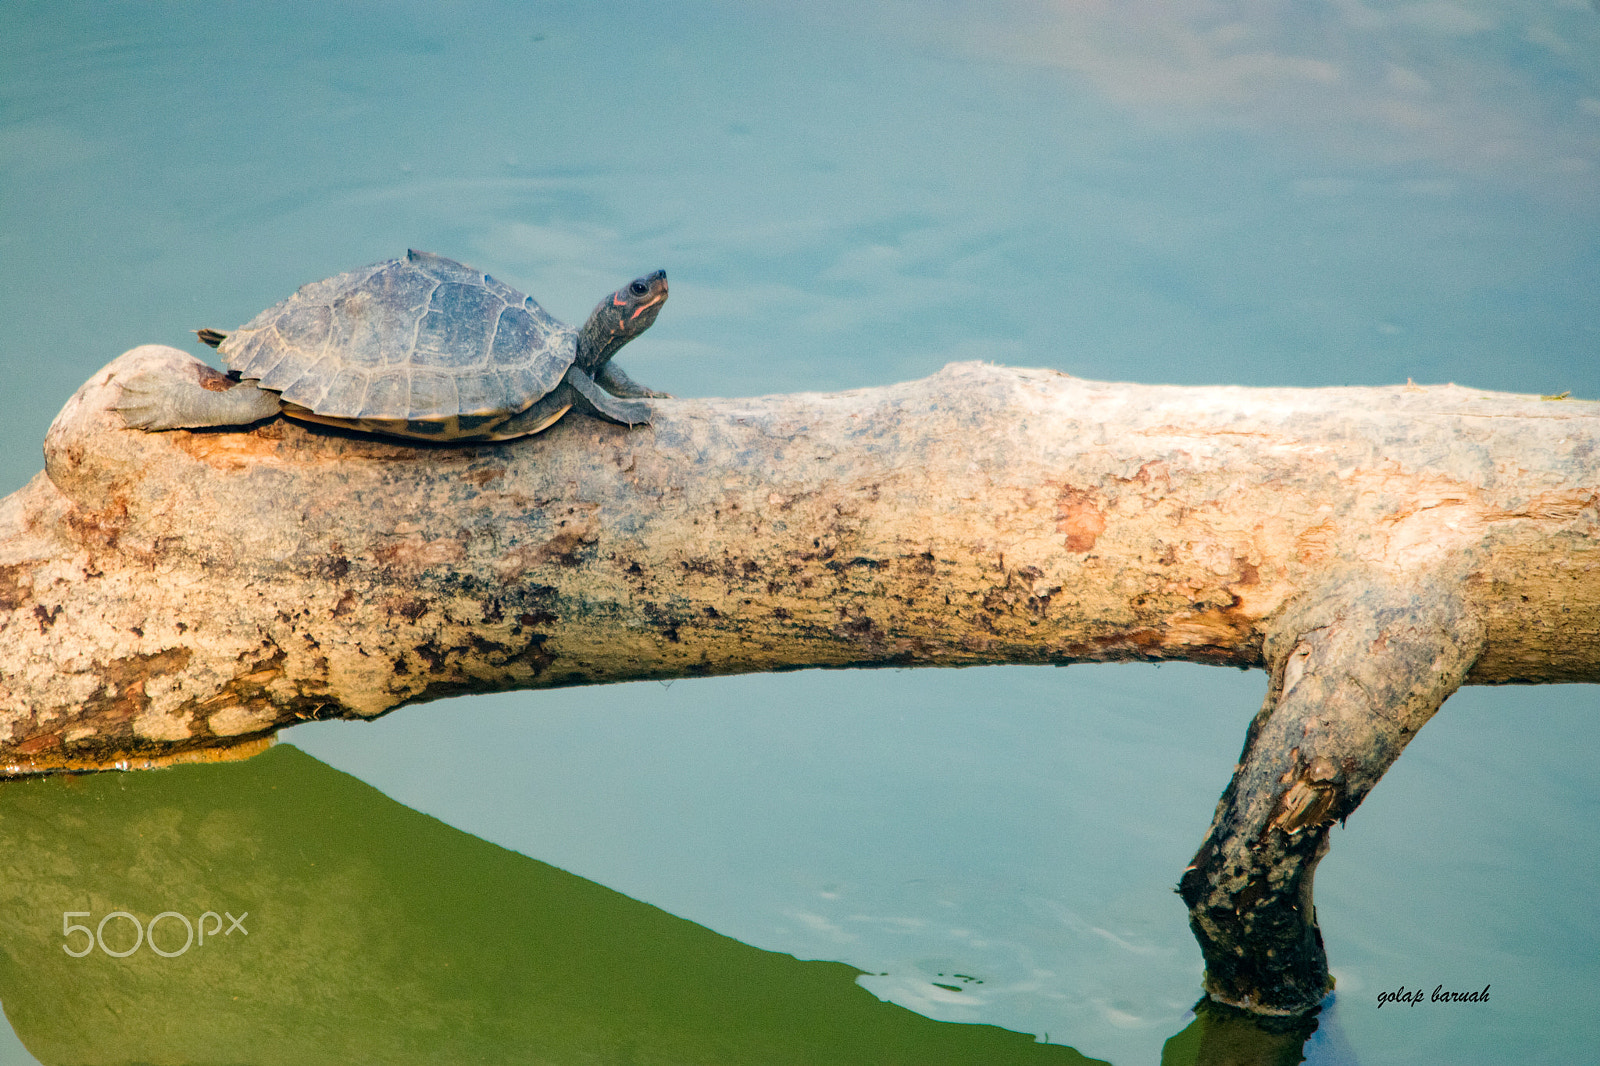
3;343;1598;1014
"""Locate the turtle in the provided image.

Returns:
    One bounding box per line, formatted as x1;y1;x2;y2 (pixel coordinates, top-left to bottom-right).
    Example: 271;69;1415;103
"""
116;249;669;441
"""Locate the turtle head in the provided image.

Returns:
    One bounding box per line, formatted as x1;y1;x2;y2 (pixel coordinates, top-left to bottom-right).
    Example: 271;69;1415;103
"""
576;270;668;371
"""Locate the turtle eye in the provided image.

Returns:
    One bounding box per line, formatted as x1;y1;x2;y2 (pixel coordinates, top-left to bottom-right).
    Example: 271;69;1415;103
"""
628;279;650;297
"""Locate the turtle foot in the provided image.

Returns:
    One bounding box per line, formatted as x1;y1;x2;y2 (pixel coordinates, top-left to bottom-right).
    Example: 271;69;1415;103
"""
115;369;194;430
566;366;654;426
594;361;672;400
115;364;282;431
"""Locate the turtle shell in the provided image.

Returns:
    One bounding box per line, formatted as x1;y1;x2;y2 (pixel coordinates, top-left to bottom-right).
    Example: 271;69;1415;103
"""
217;250;576;439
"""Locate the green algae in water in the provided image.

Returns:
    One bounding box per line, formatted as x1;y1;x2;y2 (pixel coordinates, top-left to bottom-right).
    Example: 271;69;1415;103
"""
0;744;1104;1065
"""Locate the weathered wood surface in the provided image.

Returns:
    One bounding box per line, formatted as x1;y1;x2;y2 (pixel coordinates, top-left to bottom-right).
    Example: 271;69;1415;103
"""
2;343;1597;1013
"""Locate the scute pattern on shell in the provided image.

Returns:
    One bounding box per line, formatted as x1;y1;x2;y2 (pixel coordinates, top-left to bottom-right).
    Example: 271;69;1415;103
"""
217;251;576;431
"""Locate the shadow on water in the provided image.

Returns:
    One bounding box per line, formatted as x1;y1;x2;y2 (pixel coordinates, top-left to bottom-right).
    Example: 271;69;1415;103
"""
0;743;1107;1065
1161;998;1360;1066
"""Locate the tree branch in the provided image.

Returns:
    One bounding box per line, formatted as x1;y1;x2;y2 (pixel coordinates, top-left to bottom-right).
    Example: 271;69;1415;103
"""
3;343;1597;1013
1179;567;1484;1013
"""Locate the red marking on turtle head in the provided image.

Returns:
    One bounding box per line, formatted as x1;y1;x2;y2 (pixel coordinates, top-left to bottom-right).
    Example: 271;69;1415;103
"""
629;293;665;321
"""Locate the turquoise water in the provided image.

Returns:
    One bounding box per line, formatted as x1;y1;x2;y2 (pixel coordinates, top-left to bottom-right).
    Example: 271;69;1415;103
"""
3;3;1598;1063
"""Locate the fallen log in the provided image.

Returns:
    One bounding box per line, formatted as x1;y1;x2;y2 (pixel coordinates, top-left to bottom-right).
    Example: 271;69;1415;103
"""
3;343;1597;1014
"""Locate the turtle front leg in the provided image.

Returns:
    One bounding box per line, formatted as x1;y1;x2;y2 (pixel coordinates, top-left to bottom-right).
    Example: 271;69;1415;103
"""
594;361;672;399
116;363;282;431
565;366;653;426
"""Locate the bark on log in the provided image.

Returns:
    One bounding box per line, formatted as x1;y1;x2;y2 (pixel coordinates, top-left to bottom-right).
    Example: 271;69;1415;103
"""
4;344;1598;1014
